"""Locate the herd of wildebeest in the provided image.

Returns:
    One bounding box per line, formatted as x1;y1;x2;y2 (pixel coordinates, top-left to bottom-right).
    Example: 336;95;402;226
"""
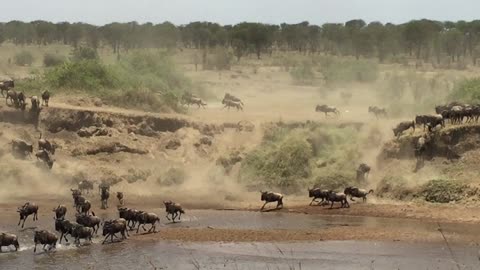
0;77;476;254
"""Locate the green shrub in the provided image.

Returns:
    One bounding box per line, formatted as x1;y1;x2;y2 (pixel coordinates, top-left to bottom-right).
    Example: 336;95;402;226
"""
319;56;378;85
71;47;99;61
421;179;468;203
45;60;118;90
14;51;34;66
449;78;480;102
43;53;66;67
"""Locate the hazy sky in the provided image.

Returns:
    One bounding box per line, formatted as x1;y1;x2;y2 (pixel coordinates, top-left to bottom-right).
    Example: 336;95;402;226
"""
1;0;478;25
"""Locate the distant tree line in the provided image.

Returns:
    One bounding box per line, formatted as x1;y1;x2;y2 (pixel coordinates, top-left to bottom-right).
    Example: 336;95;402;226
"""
2;19;480;65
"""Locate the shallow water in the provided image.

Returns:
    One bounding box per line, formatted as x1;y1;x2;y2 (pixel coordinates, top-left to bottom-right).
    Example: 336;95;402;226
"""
1;210;480;269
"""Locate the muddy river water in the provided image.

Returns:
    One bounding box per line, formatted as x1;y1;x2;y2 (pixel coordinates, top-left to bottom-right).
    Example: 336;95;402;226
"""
1;210;479;269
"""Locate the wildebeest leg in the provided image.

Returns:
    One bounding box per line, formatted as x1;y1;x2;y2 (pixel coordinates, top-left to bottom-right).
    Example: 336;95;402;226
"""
136;223;142;233
330;201;334;209
34;243;37;253
260;202;268;211
173;212;178;222
18;217;22;226
59;232;64;244
309;198;316;206
178;212;182;220
363;196;367;203
22;216;28;228
165;214;171;221
102;234;110;244
35;212;38;221
345;199;350;208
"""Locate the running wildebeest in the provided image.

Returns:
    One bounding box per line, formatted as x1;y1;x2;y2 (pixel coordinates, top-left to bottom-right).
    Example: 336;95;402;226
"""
326;191;349;209
79;200;91;215
344;187;374;202
0;233;20;252
38;133;56;155
71;224;94;245
368;106;387;119
118;207;139;230
0;79;14;97
260;191;284;211
135;212;160;233
102;218;128;244
116;192;124;206
71;189;83;209
315;105;340;117
35;149;54;169
76;212;101;235
224;93;244;106
222;98;243;111
78;180;94;194
54;218;76;244
41;90;50;107
17;202;39;228
52;205;67;219
356;163;371;182
11;139;33;158
33;230;57;253
164;200;185;222
100;186;110;209
392;121;415;138
183;96;207;108
31;96;40;111
308;188;330;206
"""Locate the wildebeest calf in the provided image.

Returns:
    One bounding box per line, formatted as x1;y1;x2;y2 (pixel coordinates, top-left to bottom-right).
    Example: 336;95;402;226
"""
17;202;39;228
164;200;185;222
33;230;57;253
0;233;20;252
260;191;284;211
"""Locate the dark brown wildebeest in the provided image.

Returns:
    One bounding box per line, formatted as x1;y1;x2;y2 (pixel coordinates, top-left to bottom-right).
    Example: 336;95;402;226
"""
41;90;50;107
71;224;94;245
368;106;387;119
392;121;415;138
52;205;67;219
5;90;18;106
260;191;284;211
118;207;140;230
315;105;340;117
100;186;110;209
224;93;244;106
17;202;39;228
35;150;54;169
415;114;444;131
308;188;329;206
0;233;20;252
79;200;91;215
356;163;371;182
38;133;56;155
326;191;349;209
116;192;124;206
344;187;374;202
164;201;185;222
76;212;101;235
78;180;94;194
0;79;14;97
222;98;243;111
102;218;128;244
33;230;57;253
31;96;40;111
135;212;160;233
183;95;207;108
54;218;76;244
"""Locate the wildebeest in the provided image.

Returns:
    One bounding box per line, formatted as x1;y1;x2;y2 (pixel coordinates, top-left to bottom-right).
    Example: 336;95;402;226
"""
41;90;50;107
368;106;387;119
33;230;57;253
116;192;124;206
52;205;67;219
17;202;39;228
183;96;207;108
224;93;244;106
308;188;329;206
11;139;33;158
100;186;110;209
118;207;139;230
102;218;128;244
78;180;94;194
0;233;20;252
326;191;349;209
135;212;160;233
222;98;243;111
315;105;340;117
356;163;371;182
17;91;26;107
79;200;91;215
415;114;444;131
5;90;18;106
164;200;185;222
54;218;76;244
260;191;284;211
38;133;56;155
76;212;101;234
0;79;14;97
71;189;83;208
344;187;374;202
71;224;94;245
392;121;415;138
31;96;40;111
35;150;54;169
